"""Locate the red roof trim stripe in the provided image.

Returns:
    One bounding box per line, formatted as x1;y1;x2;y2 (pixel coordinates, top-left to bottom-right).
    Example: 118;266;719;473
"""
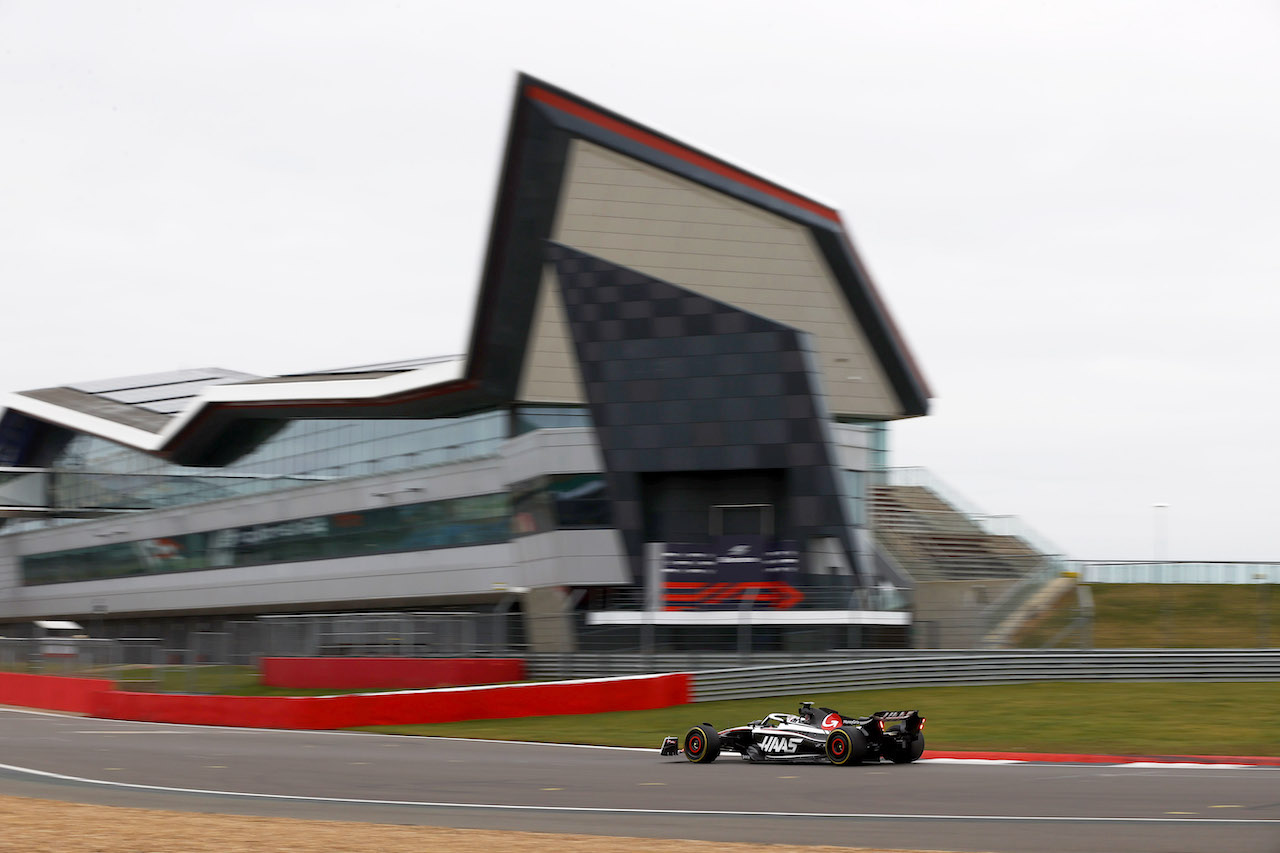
525;85;842;225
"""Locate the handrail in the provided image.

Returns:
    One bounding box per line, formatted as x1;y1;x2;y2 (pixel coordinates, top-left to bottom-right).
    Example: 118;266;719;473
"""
877;467;1068;558
522;648;1280;685
1071;561;1280;583
977;560;1065;637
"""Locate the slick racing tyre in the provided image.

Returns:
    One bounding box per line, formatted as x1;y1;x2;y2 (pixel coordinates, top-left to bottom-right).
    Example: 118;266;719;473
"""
683;724;721;764
883;726;926;764
825;727;867;766
885;727;926;758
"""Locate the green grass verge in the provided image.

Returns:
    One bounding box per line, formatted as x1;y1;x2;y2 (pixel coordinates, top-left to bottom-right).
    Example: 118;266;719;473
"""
111;666;533;696
97;666;310;695
1016;583;1280;648
354;681;1280;757
113;666;341;695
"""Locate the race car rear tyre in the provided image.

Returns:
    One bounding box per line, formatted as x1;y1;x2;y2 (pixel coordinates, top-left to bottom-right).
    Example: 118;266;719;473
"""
826;727;867;766
683;724;721;763
883;731;926;764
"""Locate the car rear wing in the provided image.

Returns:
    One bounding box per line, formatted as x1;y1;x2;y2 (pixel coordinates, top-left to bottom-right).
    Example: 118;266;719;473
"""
869;709;925;734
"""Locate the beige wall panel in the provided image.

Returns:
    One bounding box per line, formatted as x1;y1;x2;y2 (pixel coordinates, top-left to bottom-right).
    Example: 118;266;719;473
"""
520;139;900;419
566;197;788;229
516;266;587;405
560;213;798;245
562;232;816;264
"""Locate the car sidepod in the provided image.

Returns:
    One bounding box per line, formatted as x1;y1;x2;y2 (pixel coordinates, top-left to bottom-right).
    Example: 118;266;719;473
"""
735;722;828;761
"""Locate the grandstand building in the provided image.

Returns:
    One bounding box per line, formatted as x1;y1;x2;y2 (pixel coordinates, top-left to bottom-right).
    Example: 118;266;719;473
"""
0;76;936;651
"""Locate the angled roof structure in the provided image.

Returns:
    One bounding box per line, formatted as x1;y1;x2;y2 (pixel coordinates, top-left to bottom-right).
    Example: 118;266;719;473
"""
0;74;929;468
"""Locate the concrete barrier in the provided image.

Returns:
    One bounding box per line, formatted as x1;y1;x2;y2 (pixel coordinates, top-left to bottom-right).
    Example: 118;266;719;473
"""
0;671;115;714
91;672;693;729
259;657;526;689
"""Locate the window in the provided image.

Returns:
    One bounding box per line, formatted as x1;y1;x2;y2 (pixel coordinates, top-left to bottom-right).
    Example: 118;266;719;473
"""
512;406;593;435
841;470;866;527
22;492;511;586
509;474;611;536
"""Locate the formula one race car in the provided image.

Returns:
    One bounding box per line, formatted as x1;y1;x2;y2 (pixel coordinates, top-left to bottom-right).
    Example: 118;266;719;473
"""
659;701;925;766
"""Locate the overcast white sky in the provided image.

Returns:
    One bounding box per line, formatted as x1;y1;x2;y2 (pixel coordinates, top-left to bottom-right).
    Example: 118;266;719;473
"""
2;1;1277;562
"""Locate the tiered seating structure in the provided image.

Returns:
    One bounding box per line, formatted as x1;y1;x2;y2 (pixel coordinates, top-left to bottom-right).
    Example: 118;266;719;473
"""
869;484;1048;582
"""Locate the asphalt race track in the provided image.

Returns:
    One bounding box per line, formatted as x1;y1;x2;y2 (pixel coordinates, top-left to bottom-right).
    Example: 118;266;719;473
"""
1;707;1276;853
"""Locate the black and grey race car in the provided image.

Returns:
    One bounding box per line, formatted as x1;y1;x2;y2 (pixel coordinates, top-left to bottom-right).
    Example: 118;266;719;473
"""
660;701;926;766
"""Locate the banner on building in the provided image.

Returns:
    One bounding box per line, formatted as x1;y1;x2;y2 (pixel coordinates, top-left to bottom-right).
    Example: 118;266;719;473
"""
661;537;803;610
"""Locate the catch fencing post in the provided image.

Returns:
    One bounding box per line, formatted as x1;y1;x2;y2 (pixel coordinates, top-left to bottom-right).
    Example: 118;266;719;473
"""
643;543;664;659
1077;585;1094;650
737;587;760;663
1258;573;1272;648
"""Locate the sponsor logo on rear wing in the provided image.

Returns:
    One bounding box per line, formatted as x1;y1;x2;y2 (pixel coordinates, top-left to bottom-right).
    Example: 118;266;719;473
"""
875;709;919;721
871;709;925;733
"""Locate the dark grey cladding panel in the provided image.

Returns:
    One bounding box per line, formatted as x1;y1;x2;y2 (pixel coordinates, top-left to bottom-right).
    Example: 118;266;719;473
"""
0;411;40;466
548;245;806;472
545;242;862;584
19;388;170;434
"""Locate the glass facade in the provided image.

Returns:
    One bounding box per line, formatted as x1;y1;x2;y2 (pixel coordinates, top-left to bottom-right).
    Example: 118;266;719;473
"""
867;422;889;472
5;410;508;532
841;469;866;527
834;418;889;474
10;400;609;587
511;473;612;535
512;405;593;435
22;492;510;586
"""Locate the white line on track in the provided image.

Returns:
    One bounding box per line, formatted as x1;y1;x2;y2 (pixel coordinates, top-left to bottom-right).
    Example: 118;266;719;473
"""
0;761;1275;824
1116;761;1256;769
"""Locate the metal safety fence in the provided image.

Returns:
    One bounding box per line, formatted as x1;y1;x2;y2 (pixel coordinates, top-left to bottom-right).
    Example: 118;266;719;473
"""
3;635;1277;701
521;648;1030;681
3;573;1277;693
1073;561;1280;584
688;649;1280;702
0;610;520;694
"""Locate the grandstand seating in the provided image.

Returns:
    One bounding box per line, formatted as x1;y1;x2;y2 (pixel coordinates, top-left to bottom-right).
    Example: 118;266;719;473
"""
870;484;1050;582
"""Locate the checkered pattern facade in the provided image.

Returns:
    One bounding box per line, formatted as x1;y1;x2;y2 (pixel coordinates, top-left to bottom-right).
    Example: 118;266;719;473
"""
546;243;856;583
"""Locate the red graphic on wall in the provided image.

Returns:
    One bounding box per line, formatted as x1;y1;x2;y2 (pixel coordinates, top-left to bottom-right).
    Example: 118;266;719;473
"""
663;580;804;611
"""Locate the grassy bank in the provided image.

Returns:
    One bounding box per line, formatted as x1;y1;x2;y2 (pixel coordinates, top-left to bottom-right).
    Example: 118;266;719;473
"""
356;680;1280;757
1016;583;1279;648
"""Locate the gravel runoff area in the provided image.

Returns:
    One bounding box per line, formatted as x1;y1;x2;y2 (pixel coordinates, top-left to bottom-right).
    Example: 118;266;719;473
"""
0;795;945;853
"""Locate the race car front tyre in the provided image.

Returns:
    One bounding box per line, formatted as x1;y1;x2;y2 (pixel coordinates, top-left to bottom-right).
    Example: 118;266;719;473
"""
826;727;867;766
683;724;721;763
883;730;926;764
